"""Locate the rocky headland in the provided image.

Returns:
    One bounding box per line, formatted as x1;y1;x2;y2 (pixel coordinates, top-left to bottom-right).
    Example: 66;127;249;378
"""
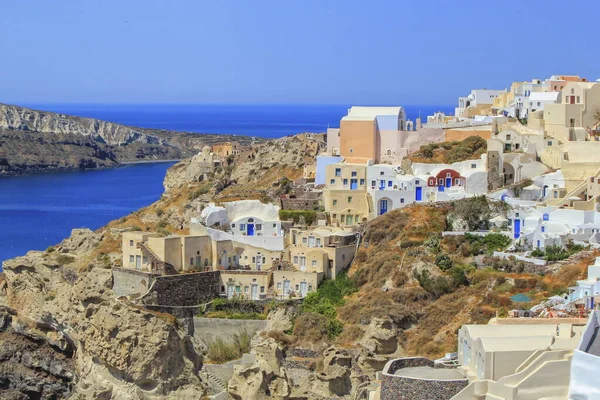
0;103;261;175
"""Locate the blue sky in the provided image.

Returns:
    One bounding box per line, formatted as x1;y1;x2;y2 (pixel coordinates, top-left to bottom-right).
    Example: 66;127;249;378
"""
1;0;598;105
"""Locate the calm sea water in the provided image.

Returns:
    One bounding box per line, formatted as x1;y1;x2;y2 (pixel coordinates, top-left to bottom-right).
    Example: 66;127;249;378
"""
1;104;453;267
0;162;176;267
22;104;454;138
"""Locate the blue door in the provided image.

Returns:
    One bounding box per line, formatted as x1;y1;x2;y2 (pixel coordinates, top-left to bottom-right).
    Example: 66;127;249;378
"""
438;185;444;192
514;219;521;239
379;199;388;215
446;178;452;188
350;179;358;190
247;224;255;236
536;240;541;248
415;187;422;201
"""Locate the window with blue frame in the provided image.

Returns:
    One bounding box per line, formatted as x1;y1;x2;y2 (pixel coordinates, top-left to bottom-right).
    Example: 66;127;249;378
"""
388;181;393;187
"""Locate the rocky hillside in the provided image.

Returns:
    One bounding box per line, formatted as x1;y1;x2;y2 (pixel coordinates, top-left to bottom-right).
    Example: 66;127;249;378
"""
0;103;262;175
0;229;207;399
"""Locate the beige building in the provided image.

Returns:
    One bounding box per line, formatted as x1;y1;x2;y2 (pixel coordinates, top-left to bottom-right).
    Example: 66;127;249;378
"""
452;319;587;400
122;231;282;274
323;162;371;226
219;270;271;300
544;81;600;143
211;141;241;158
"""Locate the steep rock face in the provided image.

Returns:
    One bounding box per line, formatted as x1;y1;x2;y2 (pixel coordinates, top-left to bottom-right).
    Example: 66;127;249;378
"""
228;338;291;400
0;229;208;399
0;103;163;146
0;308;76;400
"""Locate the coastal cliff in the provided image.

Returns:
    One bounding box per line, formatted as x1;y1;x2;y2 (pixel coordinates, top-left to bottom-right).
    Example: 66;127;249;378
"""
0;103;261;175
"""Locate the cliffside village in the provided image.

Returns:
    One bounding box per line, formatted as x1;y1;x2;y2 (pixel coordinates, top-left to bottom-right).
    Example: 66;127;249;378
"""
113;74;600;400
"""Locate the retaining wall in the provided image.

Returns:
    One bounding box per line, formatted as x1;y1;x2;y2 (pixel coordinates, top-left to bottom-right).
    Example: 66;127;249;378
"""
194;317;267;345
381;357;468;400
112;268;158;297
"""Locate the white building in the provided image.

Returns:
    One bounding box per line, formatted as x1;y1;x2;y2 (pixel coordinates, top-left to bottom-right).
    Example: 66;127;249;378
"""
567;257;600;309
568;311;600;399
191;200;285;251
455;89;506;118
528;91;559;114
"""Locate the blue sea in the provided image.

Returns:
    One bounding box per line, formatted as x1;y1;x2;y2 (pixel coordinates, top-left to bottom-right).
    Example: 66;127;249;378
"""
0;104;452;267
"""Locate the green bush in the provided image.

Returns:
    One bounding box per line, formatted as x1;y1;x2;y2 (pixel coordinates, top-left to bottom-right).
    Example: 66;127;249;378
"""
464;233;511;255
155;209;164;217
435;254;453;271
279;210;317;226
188;184;211;200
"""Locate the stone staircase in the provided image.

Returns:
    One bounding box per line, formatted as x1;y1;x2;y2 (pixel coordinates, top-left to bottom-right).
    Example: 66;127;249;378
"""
136;242;177;275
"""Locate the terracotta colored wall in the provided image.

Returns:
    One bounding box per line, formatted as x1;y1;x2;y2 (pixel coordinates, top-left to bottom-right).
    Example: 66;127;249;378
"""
445;129;492;142
340;119;377;161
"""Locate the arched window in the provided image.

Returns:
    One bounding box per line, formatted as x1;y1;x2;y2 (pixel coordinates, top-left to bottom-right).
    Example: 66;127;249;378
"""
543;213;549;221
386;150;391;156
248;218;254;222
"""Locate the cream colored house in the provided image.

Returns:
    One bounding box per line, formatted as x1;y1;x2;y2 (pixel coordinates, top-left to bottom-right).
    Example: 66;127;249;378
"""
122;231;283;273
544;82;600;143
323;162;371;226
451;319;587;400
271;227;357;299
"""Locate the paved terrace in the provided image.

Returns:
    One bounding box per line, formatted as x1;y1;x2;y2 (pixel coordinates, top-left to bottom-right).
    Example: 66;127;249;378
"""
394;366;463;380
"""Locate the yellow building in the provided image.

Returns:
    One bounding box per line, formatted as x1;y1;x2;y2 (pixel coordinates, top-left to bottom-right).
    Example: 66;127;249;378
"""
544;82;600;143
272;227;357;298
322;162;371;226
211;141;241;158
122;231;282;273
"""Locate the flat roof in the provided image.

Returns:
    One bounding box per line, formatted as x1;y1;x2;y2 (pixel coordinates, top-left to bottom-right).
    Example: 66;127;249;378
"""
394;366;464;380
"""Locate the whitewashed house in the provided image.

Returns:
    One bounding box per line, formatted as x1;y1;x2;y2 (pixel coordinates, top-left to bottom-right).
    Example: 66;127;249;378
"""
568;258;600;309
366;164;435;217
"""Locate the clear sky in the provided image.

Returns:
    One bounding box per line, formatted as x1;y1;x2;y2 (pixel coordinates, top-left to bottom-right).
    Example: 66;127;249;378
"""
1;0;599;105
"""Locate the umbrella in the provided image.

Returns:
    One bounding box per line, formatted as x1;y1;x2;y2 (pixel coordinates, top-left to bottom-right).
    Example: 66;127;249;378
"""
511;293;532;302
568;196;582;201
511;293;532;310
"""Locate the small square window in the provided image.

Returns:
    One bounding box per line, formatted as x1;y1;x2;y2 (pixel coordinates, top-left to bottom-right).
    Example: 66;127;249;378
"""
351;171;357;177
260;286;265;293
335;168;341;177
415;180;420;185
293;256;299;264
129;240;134;247
400;198;405;203
388;181;393;187
371;180;376;187
312;260;317;267
471;164;476;168
256;224;262;230
240;223;246;231
380;171;384;176
333;199;338;206
277;282;282;289
343;179;348;185
295;285;299;290
330;179;335;185
273;223;276;228
231;223;235;228
221;286;225;292
348;196;353;203
360;179;365;185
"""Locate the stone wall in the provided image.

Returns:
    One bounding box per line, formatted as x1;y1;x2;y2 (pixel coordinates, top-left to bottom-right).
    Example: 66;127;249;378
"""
193;318;267;344
487;150;503;191
112;268;158;298
381;357;468;400
140;271;220;307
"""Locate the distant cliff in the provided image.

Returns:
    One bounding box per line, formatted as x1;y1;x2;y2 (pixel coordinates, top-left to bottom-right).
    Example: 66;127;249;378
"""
0;103;261;175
